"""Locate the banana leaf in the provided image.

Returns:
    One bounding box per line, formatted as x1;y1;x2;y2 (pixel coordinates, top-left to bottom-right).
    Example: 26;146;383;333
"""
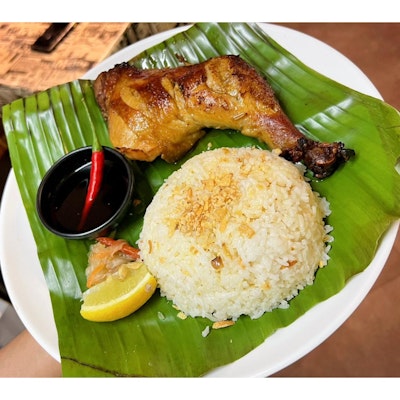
2;23;400;377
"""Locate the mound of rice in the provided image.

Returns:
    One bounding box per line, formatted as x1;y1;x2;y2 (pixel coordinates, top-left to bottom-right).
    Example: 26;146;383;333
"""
138;147;332;322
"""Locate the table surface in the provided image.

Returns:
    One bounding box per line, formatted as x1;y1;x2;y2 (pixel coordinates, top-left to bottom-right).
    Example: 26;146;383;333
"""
0;22;129;92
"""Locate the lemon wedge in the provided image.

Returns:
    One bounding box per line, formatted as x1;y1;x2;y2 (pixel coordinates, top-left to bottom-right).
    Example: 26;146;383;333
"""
80;261;157;322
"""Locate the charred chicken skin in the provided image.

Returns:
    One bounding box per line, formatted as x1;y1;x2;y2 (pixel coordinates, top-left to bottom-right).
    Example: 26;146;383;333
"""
94;55;354;178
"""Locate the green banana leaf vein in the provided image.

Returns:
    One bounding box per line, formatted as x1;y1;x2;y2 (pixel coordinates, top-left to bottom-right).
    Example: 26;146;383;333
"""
2;23;400;377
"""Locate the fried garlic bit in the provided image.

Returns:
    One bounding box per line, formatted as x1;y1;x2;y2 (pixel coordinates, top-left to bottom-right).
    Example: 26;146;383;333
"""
212;320;235;329
211;255;224;270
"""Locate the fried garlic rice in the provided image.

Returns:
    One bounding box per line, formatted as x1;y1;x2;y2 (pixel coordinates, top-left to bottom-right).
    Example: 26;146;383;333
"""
138;147;332;322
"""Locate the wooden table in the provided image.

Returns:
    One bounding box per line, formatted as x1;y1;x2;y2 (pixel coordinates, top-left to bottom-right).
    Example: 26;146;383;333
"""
0;23;129;92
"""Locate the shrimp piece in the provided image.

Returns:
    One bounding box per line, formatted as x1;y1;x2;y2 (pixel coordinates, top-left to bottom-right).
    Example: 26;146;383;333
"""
85;237;140;288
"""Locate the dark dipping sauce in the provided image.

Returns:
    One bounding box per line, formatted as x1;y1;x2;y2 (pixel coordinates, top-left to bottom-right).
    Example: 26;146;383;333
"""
50;160;128;233
37;146;135;239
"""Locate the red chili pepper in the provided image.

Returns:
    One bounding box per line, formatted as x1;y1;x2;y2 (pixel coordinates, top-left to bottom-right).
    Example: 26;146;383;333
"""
78;130;104;231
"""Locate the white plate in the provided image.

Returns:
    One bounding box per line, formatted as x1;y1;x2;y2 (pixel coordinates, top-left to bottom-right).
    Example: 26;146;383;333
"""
0;23;398;377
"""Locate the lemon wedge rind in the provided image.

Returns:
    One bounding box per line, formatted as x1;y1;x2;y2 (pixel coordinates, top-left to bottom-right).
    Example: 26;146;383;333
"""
80;262;157;322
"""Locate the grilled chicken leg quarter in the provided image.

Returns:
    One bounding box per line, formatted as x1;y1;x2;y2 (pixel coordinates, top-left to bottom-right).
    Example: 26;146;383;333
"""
94;55;354;178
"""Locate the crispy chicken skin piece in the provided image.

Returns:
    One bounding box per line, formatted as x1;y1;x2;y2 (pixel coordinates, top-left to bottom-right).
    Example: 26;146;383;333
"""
94;55;354;178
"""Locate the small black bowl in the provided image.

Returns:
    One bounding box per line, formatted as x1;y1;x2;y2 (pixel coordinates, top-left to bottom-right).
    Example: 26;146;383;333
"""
36;146;135;240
